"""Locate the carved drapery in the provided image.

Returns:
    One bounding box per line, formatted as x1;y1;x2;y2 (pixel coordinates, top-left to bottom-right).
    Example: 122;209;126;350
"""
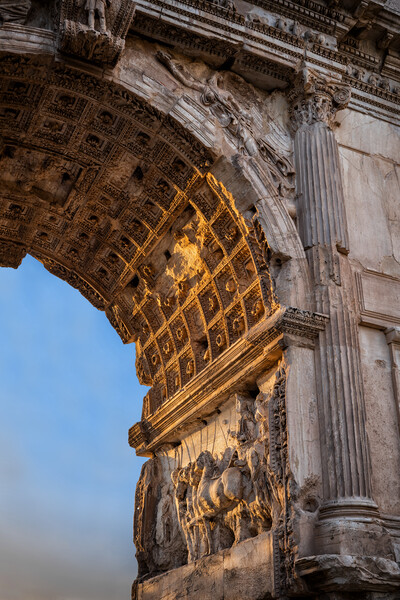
156;51;295;199
290;67;375;514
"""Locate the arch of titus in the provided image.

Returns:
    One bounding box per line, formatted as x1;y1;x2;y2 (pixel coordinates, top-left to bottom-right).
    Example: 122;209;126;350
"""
1;0;400;598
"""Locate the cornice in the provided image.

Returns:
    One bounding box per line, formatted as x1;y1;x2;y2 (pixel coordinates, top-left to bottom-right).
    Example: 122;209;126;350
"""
129;306;328;455
250;0;350;36
129;0;400;123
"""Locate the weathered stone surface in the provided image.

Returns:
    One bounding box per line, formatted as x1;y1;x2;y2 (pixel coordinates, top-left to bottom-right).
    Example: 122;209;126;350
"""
134;532;275;600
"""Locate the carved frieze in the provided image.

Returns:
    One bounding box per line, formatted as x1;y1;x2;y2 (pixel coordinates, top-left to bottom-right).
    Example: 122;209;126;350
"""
134;365;295;591
59;0;136;65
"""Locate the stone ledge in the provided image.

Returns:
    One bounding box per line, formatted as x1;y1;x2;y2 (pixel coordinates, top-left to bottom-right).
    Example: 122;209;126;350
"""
133;532;276;600
129;306;328;455
296;554;400;593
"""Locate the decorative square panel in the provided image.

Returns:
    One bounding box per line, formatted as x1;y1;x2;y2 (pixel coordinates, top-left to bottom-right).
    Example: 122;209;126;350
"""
215;265;237;308
208;319;228;360
43;89;89;121
144;341;162;379
79;132;114;162
170;315;189;353
157;329;174;367
179;349;195;387
32;117;75;147
166;365;180;399
199;282;221;325
0;81;43;108
141;298;165;334
226;303;246;345
243;284;265;329
89;108;128;140
212;208;240;254
0;106;32;134
32;230;61;253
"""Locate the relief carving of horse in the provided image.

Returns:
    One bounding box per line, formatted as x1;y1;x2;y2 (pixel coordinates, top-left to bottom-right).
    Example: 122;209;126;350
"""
195;450;243;518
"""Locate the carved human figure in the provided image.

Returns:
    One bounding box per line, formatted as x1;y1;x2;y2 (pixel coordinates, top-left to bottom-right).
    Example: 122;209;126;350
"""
81;0;110;32
232;394;256;443
156;51;257;156
254;391;269;441
172;460;208;561
172;466;195;561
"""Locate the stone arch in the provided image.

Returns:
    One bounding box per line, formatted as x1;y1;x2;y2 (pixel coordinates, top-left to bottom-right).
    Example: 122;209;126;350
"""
0;46;311;418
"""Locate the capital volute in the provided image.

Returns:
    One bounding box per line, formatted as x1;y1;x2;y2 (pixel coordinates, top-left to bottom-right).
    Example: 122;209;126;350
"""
289;65;351;130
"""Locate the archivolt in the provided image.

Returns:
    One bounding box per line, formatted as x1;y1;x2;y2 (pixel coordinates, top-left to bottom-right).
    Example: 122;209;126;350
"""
0;50;310;419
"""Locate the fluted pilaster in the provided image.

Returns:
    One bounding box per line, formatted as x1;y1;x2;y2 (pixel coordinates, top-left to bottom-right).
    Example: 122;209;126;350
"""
291;66;374;508
294;124;349;254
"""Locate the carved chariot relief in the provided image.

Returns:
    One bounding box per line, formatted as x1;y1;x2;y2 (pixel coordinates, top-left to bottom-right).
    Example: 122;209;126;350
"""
134;365;293;584
59;0;136;65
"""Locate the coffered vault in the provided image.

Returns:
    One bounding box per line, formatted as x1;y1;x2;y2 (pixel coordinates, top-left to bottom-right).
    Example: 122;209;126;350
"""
0;50;310;409
1;1;400;599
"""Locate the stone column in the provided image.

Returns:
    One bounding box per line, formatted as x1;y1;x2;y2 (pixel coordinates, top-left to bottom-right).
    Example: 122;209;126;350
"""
289;66;393;558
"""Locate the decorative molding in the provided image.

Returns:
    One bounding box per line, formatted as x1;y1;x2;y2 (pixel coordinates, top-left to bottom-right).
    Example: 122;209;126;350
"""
129;306;328;454
0;1;31;26
130;0;400;124
357;270;400;329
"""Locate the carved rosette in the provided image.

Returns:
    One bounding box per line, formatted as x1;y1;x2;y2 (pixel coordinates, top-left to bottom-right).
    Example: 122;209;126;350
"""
289;66;351;130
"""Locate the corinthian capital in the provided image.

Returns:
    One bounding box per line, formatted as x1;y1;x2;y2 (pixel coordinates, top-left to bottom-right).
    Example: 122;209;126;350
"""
289;65;351;130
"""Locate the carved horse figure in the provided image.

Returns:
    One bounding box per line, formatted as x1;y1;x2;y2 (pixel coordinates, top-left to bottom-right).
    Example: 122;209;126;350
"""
190;450;243;553
196;450;243;515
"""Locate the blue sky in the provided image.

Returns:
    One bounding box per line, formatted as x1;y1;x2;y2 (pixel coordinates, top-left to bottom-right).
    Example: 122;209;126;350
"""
0;255;147;600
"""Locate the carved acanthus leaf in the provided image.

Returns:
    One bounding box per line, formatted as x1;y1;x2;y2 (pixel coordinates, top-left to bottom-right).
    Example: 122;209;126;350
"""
289;65;351;129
